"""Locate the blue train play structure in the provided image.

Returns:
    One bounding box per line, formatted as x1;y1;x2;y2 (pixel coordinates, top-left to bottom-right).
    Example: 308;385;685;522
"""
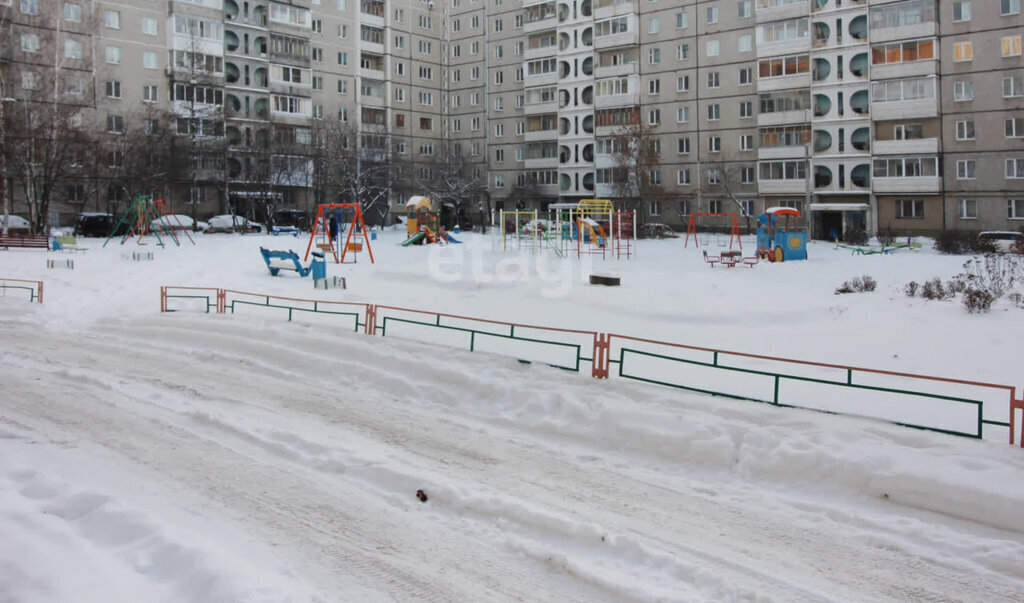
260;247;326;278
756;207;807;262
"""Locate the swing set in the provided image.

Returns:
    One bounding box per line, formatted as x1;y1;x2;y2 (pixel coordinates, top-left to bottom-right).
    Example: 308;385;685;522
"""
302;203;375;264
102;196;195;248
683;213;742;250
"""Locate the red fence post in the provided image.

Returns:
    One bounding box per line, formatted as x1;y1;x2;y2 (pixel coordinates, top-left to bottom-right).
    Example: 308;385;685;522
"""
160;286;166;312
1011;391;1023;447
592;333;610;379
37;281;43;304
217;289;226;314
365;305;377;335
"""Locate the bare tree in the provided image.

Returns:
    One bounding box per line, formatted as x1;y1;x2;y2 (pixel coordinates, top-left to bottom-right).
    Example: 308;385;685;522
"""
700;158;757;233
313;121;393;225
104;108;174;205
416;140;485;229
609;122;664;224
1;7;95;235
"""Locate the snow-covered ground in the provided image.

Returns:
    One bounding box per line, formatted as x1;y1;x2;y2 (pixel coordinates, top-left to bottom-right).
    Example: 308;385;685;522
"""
2;228;1023;602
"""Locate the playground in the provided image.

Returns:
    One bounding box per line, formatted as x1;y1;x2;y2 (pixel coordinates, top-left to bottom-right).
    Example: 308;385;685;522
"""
2;222;1024;601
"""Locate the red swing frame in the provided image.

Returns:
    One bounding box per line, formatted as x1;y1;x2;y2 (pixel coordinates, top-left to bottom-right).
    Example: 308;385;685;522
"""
303;204;375;264
684;213;741;250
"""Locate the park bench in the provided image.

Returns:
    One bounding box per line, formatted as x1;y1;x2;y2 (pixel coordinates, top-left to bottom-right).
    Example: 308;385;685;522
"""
52;235;88;252
0;233;49;250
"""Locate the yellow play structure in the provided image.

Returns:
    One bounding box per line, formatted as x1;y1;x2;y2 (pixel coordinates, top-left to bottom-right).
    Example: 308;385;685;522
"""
401;196;462;246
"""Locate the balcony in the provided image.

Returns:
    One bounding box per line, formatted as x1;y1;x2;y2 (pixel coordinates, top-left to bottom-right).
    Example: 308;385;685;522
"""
524;156;559;169
872;175;941;194
758;73;812;93
756;0;808;23
524;100;558;115
268;81;312;97
522;1;558;34
873;137;938;156
870;20;936;45
594;89;639;109
594;61;636;79
593;0;636;20
871;97;937;121
758;179;810;195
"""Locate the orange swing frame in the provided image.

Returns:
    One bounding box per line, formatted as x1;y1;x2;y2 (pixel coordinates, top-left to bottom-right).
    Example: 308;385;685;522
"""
684;212;741;250
303;204;375;264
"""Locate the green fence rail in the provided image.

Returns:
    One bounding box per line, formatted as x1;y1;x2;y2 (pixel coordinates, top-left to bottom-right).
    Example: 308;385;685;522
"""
159;286;1024;446
1;278;43;304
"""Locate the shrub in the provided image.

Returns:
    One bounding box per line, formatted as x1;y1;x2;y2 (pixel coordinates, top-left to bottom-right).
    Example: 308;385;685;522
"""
960;255;1021;299
905;281;919;297
946;276;967;295
875;230;896;247
934;230;996;255
843;229;869;246
1009;293;1024;308
835;275;877;295
962;288;995;314
921;277;948;300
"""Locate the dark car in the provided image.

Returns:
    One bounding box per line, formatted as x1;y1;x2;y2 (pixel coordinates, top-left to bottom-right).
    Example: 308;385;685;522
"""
75;213;130;237
274;209;309;231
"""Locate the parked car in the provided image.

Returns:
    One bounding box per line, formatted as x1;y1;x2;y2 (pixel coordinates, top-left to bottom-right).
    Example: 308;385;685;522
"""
75;213;130;238
638;223;679;239
977;231;1022;253
274;209;309;231
1;215;31;232
151;214;210;232
205;214;264;233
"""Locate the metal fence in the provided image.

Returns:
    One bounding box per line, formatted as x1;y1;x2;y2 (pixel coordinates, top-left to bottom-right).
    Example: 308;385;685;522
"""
160;286;1023;447
0;278;43;303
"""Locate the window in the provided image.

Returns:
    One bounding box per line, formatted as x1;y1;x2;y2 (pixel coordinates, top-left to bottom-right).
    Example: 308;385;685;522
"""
741;167;755;184
312;76;322;90
709;136;721;152
21;72;38;90
676;11;688;29
707;39;720;57
1005;76;1024;98
707;72;720;88
1008;158;1024;178
955;120;975;140
649;79;660;94
649;170;662;185
494;175;505;188
677;169;691;185
65;39;83;59
312;19;322;33
419;142;434;156
954;41;973;62
338;80;348;93
494;18;503;32
107;115;125;133
740;134;753;151
21;34;40;53
677;75;689;92
394;35;405;50
105;46;121;64
958;199;977;219
142;17;157;35
1007;118;1024;138
1009;199;1024;218
894;124;923;140
677;106;690;123
104;9;120;29
105;81;122;99
896;199;924;219
759;55;811;79
107;150;124;168
957;159;976;179
677;137;690;154
738;1;752;18
649;17;659;34
20;0;37;14
420;117;433;131
708;104;720;120
649;200;661;216
954;81;974;101
64;3;81;22
740;200;755;216
677;44;689;60
338;52;348;65
953;1;971;22
649;48;660;64
495;123;503;136
648;109;661;125
706;6;718;24
312;48;323;62
1002;36;1022;57
494;149;504;162
1002;0;1021;16
739;100;753;118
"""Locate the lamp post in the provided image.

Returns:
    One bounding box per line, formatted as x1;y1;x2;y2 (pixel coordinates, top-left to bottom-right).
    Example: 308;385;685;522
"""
0;95;16;235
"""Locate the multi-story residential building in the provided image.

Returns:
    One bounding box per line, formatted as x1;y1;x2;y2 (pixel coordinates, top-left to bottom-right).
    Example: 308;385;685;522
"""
2;0;1023;236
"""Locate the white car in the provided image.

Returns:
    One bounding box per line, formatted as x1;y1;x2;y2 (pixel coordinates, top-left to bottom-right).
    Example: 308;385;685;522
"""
1;215;31;232
151;214;210;232
978;231;1022;253
205;214;264;233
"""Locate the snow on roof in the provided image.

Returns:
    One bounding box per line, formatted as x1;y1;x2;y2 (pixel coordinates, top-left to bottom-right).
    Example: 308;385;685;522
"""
765;207;801;216
406;196;431;209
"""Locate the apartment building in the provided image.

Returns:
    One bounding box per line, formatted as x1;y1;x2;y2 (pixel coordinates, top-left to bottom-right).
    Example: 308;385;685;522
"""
2;0;1023;236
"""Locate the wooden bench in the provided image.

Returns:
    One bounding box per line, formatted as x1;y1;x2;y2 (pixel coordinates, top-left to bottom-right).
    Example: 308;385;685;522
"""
0;233;49;250
53;235;88;252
